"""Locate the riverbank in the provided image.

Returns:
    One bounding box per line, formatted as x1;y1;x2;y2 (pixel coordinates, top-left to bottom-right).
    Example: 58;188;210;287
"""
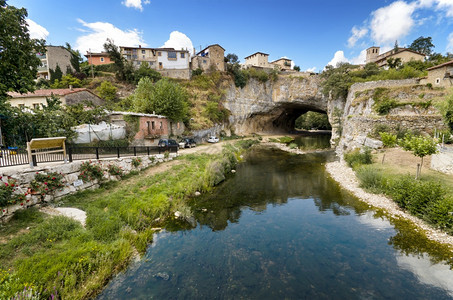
0;139;259;299
325;161;453;248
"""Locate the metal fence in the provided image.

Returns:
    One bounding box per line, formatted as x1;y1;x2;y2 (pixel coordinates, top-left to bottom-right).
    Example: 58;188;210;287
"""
0;145;177;168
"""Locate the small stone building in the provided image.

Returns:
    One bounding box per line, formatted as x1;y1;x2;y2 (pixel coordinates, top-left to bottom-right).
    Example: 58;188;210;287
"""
8;88;104;108
425;60;453;88
192;44;226;72
108;111;185;146
271;58;293;71
244;52;271;69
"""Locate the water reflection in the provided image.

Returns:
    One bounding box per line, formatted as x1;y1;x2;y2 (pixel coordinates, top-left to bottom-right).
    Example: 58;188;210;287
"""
99;140;453;299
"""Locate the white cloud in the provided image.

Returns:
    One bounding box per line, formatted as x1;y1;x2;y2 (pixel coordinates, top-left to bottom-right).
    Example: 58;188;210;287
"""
305;67;317;72
348;26;368;48
447;32;453;52
436;0;453;16
370;1;416;45
122;0;150;11
350;49;367;65
26;19;49;40
161;31;193;52
75;19;147;53
326;50;349;67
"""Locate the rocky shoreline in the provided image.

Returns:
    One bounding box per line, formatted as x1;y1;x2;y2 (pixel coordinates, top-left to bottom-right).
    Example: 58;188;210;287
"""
325;161;453;248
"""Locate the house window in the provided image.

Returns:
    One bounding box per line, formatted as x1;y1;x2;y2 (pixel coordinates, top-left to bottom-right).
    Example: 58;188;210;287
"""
142;55;145;59
142;50;146;54
147;121;150;134
180;53;185;58
100;57;104;62
168;52;177;60
151;121;155;130
160;122;163;129
33;103;40;109
436;78;441;84
203;60;207;64
18;104;25;109
159;62;162;67
158;52;162;56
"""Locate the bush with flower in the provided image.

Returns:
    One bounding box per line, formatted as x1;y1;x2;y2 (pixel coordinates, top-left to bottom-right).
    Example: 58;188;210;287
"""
107;164;123;177
30;172;65;197
79;161;104;182
131;157;142;168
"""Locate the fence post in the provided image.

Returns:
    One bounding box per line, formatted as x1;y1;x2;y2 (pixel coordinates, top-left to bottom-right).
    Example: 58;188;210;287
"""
134;147;137;156
117;147;120;158
95;147;99;160
68;147;73;162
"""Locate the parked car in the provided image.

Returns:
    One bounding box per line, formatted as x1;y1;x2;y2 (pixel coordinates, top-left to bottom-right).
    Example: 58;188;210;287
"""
179;138;196;148
207;136;219;143
158;139;179;152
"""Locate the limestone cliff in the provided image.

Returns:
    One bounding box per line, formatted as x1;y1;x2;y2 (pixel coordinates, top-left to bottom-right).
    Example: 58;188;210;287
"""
336;79;448;154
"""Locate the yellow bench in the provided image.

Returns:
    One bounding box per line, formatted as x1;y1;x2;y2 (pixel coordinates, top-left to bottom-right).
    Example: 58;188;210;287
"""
27;137;67;168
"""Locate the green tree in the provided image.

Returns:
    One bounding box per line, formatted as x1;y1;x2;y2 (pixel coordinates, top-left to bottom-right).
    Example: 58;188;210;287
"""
96;81;118;105
387;57;402;69
132;78;189;121
0;0;46;100
49;64;63;83
103;38;134;82
321;63;355;99
295;111;331;130
441;93;453;131
293;66;301;72
399;134;438;175
379;132;397;147
225;53;239;64
409;36;434;56
134;62;162;84
393;40;399;52
51;74;82;88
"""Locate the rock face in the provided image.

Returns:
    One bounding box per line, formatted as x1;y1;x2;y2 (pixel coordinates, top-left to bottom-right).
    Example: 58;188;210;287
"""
335;79;447;155
224;74;328;134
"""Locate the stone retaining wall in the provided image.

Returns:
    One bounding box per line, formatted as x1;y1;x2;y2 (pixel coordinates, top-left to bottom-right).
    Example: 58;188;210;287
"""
0;153;177;220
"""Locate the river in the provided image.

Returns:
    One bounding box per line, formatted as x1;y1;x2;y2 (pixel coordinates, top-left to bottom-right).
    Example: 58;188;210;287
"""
99;135;453;299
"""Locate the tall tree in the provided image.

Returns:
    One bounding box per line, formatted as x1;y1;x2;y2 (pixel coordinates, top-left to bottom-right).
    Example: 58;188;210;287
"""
409;36;434;56
103;38;134;82
225;53;239;64
0;0;46;100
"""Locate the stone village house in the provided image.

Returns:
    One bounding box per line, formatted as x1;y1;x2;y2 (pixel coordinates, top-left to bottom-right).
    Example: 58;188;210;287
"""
108;111;185;146
243;52;293;71
423;60;453;88
120;46;190;80
7;88;104;109
84;51;113;66
37;46;75;80
191;44;226;72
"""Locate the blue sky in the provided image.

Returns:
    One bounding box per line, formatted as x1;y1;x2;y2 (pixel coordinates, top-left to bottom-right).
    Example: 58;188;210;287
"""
8;0;453;72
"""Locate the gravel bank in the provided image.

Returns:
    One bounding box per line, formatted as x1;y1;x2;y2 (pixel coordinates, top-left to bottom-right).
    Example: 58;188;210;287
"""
326;161;453;248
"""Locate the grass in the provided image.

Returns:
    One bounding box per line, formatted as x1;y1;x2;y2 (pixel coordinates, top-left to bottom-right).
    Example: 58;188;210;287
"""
0;140;258;299
351;148;453;235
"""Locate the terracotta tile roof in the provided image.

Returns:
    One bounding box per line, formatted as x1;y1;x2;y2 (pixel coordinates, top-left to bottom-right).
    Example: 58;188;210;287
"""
8;88;88;98
426;60;453;71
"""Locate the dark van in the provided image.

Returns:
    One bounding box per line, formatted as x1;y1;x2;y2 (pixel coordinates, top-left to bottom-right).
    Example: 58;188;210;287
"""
158;139;179;153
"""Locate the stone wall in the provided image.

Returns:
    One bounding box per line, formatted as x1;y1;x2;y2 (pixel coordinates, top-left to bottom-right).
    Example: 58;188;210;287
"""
0;153;177;220
66;90;104;106
158;68;190;80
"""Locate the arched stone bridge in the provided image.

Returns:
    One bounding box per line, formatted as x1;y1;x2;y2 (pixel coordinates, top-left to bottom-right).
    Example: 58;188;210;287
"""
223;75;328;134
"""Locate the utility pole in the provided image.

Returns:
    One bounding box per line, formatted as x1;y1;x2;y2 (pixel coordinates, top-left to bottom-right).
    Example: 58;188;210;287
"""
89;49;94;79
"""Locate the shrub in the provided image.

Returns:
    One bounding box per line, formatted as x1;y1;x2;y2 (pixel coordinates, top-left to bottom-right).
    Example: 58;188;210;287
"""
356;165;386;193
131;157;142;168
380;132;397;148
30;172;65;196
79;161;104;182
374;98;398;115
344;148;372;168
278;136;294;144
425;197;453;233
107;164;123;177
387;176;446;217
288;143;298;149
0;177;18;207
192;68;203;77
